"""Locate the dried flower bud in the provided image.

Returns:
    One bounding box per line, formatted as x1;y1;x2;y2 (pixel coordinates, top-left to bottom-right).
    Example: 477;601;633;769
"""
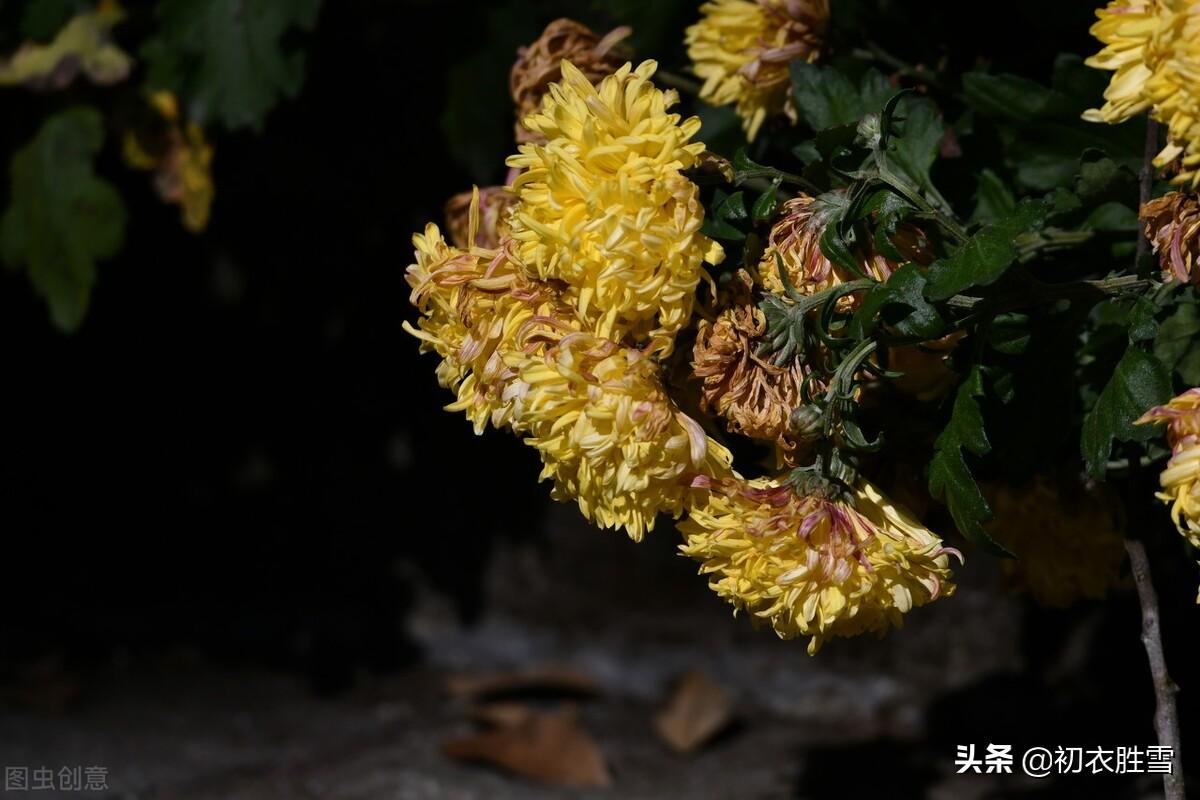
444;186;517;250
509;18;631;144
788;404;825;441
1140;191;1200;285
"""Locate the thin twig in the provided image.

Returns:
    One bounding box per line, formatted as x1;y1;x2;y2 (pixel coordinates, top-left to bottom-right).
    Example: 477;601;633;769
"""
1125;538;1186;800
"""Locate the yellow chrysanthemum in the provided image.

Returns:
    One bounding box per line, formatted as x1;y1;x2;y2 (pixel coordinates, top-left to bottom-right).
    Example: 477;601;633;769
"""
1138;388;1200;558
1085;1;1200;187
518;332;734;541
404;195;581;434
680;477;957;654
685;0;828;140
506;60;724;356
986;480;1126;608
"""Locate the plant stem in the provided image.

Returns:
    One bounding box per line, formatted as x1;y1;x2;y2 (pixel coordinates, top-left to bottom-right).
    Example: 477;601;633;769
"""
1136;119;1160;266
943;275;1152;313
1125;537;1186;800
656;69;702;96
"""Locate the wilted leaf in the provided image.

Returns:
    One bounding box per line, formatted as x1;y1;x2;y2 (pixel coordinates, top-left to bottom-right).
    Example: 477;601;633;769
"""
0;4;131;89
1;107;126;332
928;367;1009;556
444;706;611;787
445;666;599;701
925;199;1048;301
654;671;734;754
124;92;215;233
1081;346;1172;478
142;0;321;131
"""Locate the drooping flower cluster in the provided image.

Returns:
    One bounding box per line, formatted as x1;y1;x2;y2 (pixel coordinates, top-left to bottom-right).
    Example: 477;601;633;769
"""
685;0;829;140
1138;389;1200;566
1140;190;1200;284
986;480;1126;607
680;477;958;654
507;60;724;355
408;33;959;652
1085;0;1200;186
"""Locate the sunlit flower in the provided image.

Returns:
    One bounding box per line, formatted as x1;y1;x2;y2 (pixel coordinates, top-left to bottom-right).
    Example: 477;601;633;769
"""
691;273;812;458
404;192;581;434
1138;389;1200;570
986;480;1126;607
518;332;735;541
507;60;724;356
444;186;517;250
1085;1;1200;186
510;18;631;144
1140;190;1200;284
685;0;829;140
680;477;958;654
759;193;895;306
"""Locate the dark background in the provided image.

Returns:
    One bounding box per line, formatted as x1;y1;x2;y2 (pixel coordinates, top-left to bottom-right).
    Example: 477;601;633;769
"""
1;1;1197;797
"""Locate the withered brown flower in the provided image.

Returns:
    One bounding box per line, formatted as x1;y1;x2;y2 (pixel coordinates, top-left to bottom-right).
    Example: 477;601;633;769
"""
759;193;897;308
1141;191;1200;285
509;18;631;144
444;186;517;250
692;272;810;458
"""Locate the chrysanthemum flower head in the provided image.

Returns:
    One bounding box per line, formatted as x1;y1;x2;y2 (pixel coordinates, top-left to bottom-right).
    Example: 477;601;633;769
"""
691;272;814;462
986;480;1126;607
517;332;734;541
680;477;957;654
1085;0;1200;187
759;193;895;305
1138;388;1200;563
404;191;581;434
507;60;724;356
1140;190;1200;284
686;0;828;141
510;18;631;144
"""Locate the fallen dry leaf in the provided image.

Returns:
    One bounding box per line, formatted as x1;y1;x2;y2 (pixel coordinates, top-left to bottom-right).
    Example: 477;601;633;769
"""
445;665;598;701
654;670;734;754
444;705;611;787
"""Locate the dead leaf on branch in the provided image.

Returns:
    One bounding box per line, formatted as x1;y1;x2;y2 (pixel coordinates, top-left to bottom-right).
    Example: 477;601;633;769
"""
443;705;612;788
445;665;599;701
654;670;734;754
0;2;132;90
124;92;214;233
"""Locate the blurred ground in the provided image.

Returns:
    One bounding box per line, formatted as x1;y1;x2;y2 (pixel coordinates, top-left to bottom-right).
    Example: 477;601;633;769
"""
7;505;1165;800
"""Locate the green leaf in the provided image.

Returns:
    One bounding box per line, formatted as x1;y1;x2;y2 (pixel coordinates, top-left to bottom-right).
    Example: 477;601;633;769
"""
962;72;1073;123
925;199;1049;301
850;263;944;339
715;190;749;222
0;107;126;332
1081;346;1172;478
1155;300;1200;384
142;0;321;131
884;95;944;199
1076;151;1137;206
928;367;1010;556
751;181;781;221
987;313;1032;355
790;61;866;130
971;169;1016;224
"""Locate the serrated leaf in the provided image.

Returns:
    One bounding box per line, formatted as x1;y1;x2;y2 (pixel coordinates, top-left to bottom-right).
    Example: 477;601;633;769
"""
884;95;944;199
850;263;944;339
971;169;1016;224
1155;301;1200;383
0;107;126;332
1081;346;1172;478
928;367;1010;556
142;0;321;131
925;199;1049;301
962;72;1073;122
790;61;866;130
